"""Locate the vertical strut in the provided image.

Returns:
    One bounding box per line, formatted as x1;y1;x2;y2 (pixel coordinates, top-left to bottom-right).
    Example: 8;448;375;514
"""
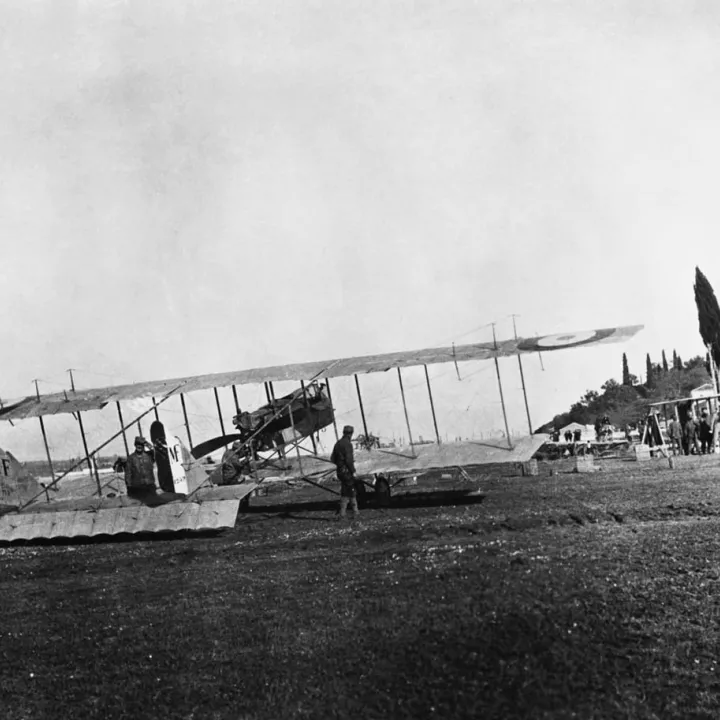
180;393;193;448
424;364;441;445
77;410;102;496
354;375;369;440
287;400;304;476
151;397;160;422
397;368;415;452
33;380;55;493
325;378;339;442
300;380;318;454
37;417;55;496
116;402;129;456
232;385;240;414
492;324;513;449
268;382;285;459
214;388;226;437
264;382;272;404
68;368;97;492
511;315;533;435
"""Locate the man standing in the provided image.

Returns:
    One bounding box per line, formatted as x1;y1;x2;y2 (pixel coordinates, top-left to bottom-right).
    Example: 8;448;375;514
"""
124;436;157;500
684;414;699;455
699;409;714;454
331;425;359;519
667;415;683;456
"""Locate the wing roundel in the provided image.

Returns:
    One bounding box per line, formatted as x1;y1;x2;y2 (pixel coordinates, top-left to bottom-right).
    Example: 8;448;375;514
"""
517;327;619;352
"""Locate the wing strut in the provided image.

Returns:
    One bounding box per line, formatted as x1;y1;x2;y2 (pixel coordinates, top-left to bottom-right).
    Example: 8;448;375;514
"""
116;402;129;455
491;324;513;450
214;388;226;442
287;395;304;476
300;380;318;454
32;380;55;494
397;368;416;454
180;393;193;448
325;378;339;442
424;364;441;445
511;315;533;435
354;375;370;440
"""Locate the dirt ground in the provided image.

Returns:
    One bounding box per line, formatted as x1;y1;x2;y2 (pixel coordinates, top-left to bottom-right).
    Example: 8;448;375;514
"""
3;463;720;719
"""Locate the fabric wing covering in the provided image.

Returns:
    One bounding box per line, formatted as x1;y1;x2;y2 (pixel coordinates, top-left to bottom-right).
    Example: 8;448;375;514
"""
0;500;241;542
0;325;642;421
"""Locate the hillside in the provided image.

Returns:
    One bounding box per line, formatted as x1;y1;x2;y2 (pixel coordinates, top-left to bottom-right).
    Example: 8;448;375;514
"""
538;355;714;432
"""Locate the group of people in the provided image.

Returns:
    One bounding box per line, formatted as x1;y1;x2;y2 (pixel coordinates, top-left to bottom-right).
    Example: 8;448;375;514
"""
550;428;582;443
666;408;719;455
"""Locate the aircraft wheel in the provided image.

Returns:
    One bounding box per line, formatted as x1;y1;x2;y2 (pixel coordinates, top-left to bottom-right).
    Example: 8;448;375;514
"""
354;480;368;509
374;476;391;507
239;495;251;513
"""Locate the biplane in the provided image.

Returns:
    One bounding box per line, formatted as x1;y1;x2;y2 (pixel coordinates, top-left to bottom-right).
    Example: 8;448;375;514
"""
0;323;643;541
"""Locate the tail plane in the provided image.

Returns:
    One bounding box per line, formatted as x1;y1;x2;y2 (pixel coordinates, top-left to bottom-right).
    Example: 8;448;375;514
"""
0;447;41;510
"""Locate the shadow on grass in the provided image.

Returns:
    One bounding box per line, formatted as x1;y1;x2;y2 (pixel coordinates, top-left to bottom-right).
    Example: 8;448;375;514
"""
249;490;487;516
0;528;226;548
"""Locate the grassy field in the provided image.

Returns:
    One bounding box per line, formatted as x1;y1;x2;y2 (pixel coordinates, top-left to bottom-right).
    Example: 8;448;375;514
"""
3;464;720;719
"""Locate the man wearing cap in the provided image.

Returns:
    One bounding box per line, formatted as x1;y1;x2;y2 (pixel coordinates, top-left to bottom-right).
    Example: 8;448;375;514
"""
124;436;157;500
220;440;250;485
700;409;714;454
331;425;359;519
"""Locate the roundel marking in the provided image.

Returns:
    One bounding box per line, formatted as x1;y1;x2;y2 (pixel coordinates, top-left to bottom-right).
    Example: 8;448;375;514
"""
536;330;597;348
516;327;616;352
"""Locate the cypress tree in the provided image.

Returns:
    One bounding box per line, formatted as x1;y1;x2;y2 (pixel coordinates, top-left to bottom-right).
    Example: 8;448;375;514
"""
672;349;679;370
622;353;631;385
646;353;655;388
694;267;720;368
662;350;669;373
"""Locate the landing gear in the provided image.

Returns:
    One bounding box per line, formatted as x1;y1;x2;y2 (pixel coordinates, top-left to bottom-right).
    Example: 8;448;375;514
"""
373;475;391;507
354;480;368;509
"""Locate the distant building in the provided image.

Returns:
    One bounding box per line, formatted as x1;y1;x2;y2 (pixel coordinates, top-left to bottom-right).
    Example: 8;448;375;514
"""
691;383;715;399
691;383;718;415
558;422;595;442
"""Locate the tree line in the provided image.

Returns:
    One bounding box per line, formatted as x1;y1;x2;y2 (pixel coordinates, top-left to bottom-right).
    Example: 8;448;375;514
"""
538;266;720;432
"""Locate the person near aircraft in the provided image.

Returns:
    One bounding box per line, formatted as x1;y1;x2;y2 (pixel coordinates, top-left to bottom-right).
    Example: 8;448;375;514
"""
220;440;250;485
667;416;683;455
124;436;157;500
683;414;699;455
331;425;359;519
699;409;714;454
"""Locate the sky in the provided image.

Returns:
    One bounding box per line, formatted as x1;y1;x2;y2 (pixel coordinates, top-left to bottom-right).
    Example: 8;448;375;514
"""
2;0;720;459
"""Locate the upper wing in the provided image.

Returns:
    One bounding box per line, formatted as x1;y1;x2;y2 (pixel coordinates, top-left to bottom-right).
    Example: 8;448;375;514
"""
0;324;642;421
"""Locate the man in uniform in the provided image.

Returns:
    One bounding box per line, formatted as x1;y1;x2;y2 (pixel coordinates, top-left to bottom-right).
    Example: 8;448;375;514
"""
331;425;359;519
124;436;157;500
700;409;714;454
683;414;699;455
220;440;250;485
667;414;683;456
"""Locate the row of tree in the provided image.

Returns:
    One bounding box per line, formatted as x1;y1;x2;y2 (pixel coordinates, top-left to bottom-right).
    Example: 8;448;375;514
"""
621;349;708;388
540;267;720;432
540;357;712;432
